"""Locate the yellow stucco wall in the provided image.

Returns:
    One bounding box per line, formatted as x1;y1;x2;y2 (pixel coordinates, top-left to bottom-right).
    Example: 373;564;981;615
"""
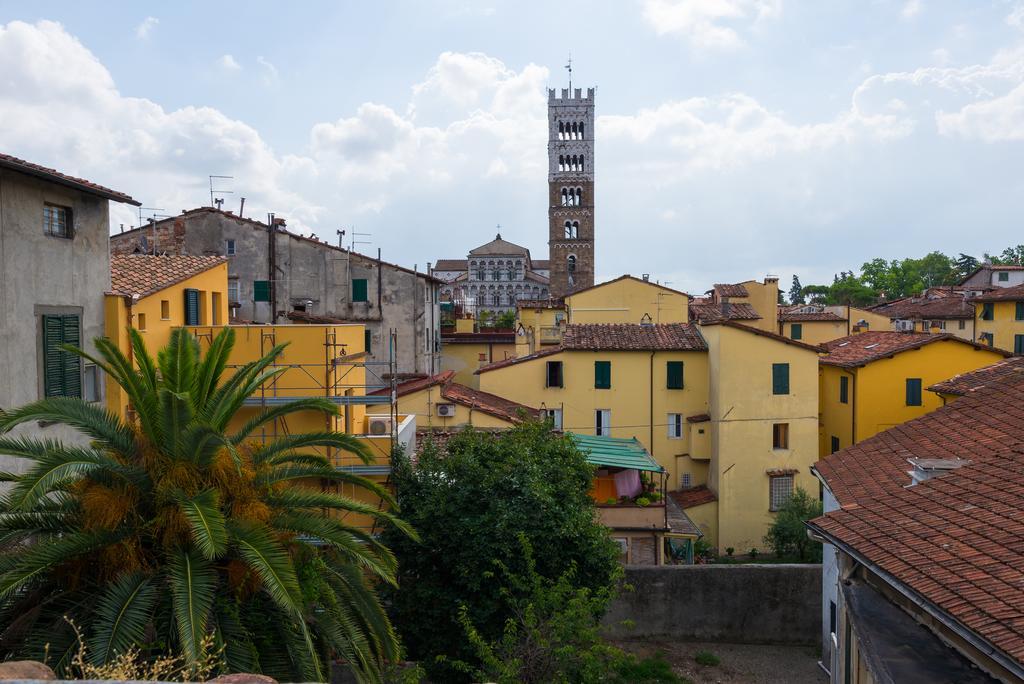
736;279;779;333
441;342;517;387
818;365;854;457
104;263;230;417
847;307;890;332
515;305;565;355
566;277;689;325
477;349;709;488
975;301;1024;353
701;323;819;552
684;500;718;544
367;383;516;430
779;320;848;345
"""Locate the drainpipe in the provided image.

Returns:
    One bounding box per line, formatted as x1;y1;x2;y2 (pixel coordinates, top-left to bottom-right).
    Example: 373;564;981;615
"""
649;351;655;450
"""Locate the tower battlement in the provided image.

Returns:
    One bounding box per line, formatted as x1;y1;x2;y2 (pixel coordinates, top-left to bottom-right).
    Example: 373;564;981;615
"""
548;87;596;103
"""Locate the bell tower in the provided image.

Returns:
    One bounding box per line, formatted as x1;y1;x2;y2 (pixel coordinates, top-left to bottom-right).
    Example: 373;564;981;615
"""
547;84;595;299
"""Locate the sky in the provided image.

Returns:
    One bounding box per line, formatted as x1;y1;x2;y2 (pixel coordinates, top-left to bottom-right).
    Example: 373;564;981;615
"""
2;1;1024;293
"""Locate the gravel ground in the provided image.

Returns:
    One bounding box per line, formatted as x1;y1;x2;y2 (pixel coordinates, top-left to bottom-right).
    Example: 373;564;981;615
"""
617;640;827;684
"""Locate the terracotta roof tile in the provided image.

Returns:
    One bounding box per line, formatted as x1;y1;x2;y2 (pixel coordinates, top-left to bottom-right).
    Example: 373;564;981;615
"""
819;331;1008;368
286;311;346;324
778;311;847;322
713;283;749;298
870;289;975;320
369;371;455;397
0;152;139;205
686;413;711;423
562;323;707;352
475;346;564;374
441;383;540;423
928;357;1024;397
974;283;1024;302
433;259;468;271
109;254;226;298
669;486;717;509
689;302;761;323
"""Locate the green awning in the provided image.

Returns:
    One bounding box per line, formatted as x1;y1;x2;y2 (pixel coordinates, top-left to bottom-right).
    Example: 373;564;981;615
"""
569;433;664;473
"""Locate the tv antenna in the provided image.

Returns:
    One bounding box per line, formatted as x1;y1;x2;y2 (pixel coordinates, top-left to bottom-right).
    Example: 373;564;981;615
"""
565;53;572;91
209;175;234;208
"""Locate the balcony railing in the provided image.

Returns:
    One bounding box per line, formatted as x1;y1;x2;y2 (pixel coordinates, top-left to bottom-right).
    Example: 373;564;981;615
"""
539;326;562;344
596;503;667;530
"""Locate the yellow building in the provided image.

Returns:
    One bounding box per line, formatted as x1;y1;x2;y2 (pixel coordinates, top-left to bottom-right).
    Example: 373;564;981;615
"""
778;308;848;345
818;331;1009;457
691;278;779;333
515;299;565;356
368;369;539;430
477;320;821;552
867;287;976;340
105;255;230;417
440;317;517;388
565;275;690;325
974;284;1024;355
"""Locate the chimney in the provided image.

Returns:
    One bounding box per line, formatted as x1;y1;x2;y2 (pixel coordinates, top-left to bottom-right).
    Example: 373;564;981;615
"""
642;273;650;282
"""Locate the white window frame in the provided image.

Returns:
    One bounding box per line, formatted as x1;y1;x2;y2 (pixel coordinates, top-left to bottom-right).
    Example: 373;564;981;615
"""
769;475;794;512
225;238;236;256
83;364;100;403
681;473;692;489
667;413;683;439
227;280;240;303
545;408;563;430
595;409;611;436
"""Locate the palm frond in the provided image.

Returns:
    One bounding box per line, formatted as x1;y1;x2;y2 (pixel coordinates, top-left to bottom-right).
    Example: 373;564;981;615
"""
88;572;157;665
229;398;343;447
178;424;231;468
128;328;160;395
212;600;258;674
158;329;200;395
0;398;138;459
257;465;395;504
6;446;145;511
191;328;235;414
157;388;195;458
268;489;410;535
89;336;161;438
228;521;302;614
176;489;228;560
271;512;398;584
249;431;372;466
326;561;402;677
0;531;115;599
204;343;288;429
167;548;217;664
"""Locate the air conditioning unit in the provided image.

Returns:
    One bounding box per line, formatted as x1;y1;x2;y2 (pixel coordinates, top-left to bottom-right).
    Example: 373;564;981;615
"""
895;320;915;332
436;403;456;417
367;416;393;436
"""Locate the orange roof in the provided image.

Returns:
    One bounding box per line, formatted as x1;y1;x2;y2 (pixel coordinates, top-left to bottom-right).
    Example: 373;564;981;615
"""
0;152;139;205
562;323;707;352
566;274;691;299
819;331;1007;368
778;311;847;322
109;254;226;298
440;383;540;423
927;357;1024;397
689;302;760;323
974;282;1024;302
713;283;749;298
669;486;717;509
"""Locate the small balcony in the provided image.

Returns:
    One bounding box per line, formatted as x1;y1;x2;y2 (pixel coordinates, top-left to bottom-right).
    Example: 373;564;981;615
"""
596;502;667;530
539;326;563;345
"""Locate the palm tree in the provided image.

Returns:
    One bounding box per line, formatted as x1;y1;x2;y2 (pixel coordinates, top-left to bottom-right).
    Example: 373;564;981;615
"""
0;328;412;682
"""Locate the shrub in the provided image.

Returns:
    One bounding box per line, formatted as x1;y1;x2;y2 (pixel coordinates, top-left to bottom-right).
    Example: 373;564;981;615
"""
694;650;720;666
635;496;651;507
763;487;824;562
725;547;735;557
382;423;619;682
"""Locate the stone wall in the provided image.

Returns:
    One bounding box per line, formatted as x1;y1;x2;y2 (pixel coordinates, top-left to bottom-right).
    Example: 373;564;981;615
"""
603;564;821;646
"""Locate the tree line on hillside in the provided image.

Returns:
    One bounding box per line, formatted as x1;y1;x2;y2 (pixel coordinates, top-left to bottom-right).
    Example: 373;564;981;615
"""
783;244;1024;307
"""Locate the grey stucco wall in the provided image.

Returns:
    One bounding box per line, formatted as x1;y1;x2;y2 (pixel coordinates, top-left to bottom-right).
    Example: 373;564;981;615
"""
110;210;441;376
0;169;111;474
603;564;822;646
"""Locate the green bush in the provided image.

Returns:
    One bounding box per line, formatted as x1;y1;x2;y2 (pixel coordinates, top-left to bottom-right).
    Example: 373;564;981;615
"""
382;423;620;682
694;650;720;666
763;487;823;562
635;496;651;507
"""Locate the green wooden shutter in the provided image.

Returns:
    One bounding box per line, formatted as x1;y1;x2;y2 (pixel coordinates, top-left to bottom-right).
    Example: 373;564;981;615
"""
839;376;848;404
905;378;922;406
666;361;684;389
830;436;840;454
791;323;802;340
594;361;611;389
982;303;994;320
352;279;368;302
1015;335;1024;355
364;329;372;354
42;315;65;397
61;315;81;398
184;288;200;325
253;280;270;303
1016;302;1024;321
772;363;790;395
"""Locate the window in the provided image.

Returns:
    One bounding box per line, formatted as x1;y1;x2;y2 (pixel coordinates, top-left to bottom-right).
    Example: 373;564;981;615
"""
1015;334;1024;355
666;361;684;389
83;364;100;403
545;361;563;388
227;280;240;303
998;271;1010;282
612;538;629;563
905;378;922;406
982;302;994;320
831;436;840;454
667;413;683;439
545;408;563;429
839;375;848;404
184;289;200;326
364;329;372;354
980;332;994;346
136;312;147;331
772;423;789;449
681;473;692;488
769;475;794;511
595;409;611;436
594;360;611;389
790;323;803;340
225;239;236;256
160;300;170;320
959;319;967;330
253;280;271;303
1017;302;1024;321
43;203;72;239
41;314;81;398
352;278;369;302
772;363;790;395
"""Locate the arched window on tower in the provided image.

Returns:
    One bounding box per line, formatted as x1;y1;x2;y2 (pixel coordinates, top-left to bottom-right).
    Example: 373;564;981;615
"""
564;221;575;239
580;122;585;139
561;188;568;206
572;122;579;140
558;121;564;140
567;255;577;286
579;155;585;171
575;187;583;206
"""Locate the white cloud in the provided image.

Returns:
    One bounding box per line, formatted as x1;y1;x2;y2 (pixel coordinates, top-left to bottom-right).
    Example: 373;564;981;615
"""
256;56;278;85
218;54;241;73
640;0;781;50
134;16;158;40
901;0;923;20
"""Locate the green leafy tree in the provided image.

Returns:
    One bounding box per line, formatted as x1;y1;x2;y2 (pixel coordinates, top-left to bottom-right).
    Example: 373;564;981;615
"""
802;284;830;304
954;253;980;280
827;274;877;307
999;244;1024;266
495;310;517;329
0;328;413;682
382;424;619;682
788;276;805;305
915;251;956;288
763;487;823;562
